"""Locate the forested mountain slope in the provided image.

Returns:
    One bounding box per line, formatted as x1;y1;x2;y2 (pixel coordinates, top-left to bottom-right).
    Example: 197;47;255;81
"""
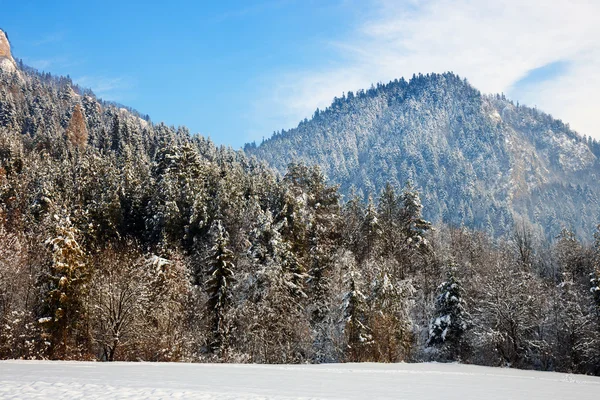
246;73;600;238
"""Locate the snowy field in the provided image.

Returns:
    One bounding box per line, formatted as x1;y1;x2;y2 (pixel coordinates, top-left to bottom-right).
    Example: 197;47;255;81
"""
1;361;599;399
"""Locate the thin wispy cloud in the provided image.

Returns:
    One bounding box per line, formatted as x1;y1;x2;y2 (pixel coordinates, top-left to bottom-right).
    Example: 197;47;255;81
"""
258;0;600;139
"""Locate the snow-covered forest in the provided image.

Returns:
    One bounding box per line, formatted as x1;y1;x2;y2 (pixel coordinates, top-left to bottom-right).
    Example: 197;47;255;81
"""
2;45;600;376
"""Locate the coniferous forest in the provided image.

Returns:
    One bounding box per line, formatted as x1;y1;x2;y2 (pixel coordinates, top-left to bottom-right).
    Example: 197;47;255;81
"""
2;44;600;377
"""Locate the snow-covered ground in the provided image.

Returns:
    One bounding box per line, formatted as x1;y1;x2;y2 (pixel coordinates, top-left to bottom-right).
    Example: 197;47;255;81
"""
1;361;599;399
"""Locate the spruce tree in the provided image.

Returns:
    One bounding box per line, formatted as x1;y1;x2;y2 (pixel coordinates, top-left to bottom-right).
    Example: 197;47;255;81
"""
342;266;372;362
205;220;235;357
427;264;467;360
400;181;431;248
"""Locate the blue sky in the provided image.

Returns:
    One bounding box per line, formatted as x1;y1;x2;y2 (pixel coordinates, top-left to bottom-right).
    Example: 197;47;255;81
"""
2;0;371;147
3;0;599;147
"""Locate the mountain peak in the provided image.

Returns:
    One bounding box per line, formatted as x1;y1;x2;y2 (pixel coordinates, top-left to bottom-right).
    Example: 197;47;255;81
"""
247;74;600;239
0;29;17;73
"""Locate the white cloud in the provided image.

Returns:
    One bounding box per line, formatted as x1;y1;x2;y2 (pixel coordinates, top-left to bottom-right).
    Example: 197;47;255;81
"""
259;0;600;139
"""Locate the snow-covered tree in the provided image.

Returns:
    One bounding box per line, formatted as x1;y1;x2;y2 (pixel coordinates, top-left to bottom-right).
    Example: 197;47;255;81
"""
89;242;150;361
552;273;599;373
400;181;431;249
471;260;546;368
242;210;309;363
342;264;372;362
0;228;47;359
205;220;235;357
555;228;587;280
368;264;415;362
39;216;90;359
360;195;380;262
378;183;400;259
427;264;468;360
339;192;364;258
143;251;192;361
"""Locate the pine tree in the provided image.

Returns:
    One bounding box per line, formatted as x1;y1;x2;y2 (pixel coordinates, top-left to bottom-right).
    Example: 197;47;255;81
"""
282;163;339;359
396;182;433;278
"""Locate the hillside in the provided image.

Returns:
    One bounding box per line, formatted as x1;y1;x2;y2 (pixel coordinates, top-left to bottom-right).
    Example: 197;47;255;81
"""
246;73;600;238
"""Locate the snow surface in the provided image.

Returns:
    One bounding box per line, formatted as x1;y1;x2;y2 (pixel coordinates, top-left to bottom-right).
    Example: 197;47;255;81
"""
1;361;599;399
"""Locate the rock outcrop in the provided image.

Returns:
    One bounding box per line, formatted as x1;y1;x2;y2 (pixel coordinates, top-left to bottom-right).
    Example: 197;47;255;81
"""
0;29;18;73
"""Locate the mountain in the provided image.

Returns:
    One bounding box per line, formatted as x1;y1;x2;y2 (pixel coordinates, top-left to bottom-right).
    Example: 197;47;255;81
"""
246;72;600;238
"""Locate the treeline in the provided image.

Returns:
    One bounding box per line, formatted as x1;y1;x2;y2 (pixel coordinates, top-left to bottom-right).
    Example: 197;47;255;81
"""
1;63;600;375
